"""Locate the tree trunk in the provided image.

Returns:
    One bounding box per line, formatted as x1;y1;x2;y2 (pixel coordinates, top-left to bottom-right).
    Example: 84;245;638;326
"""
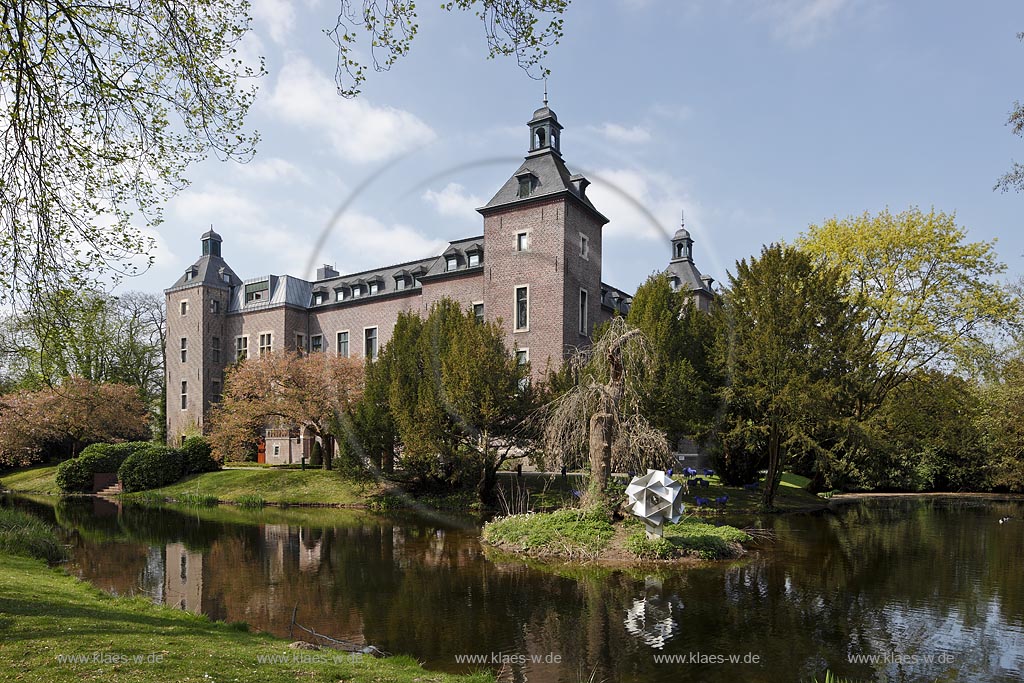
586;412;613;507
477;461;497;505
761;420;781;511
323;434;334;470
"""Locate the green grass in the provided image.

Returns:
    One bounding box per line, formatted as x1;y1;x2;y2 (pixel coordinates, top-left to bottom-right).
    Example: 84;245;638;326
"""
0;507;68;563
482;508;615;560
780;472;812;489
0;465;62;495
623;519;752;560
0;553;491;683
174;492;219;507
121;468;384;506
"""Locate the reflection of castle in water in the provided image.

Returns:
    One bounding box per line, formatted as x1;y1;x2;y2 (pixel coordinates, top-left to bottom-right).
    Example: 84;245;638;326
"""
165;542;204;613
623;577;685;650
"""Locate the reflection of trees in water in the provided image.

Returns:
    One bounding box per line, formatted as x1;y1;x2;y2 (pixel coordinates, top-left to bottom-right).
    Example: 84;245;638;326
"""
17;495;1024;683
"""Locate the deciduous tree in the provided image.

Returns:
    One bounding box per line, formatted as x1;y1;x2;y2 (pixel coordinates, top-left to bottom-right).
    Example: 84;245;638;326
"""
0;378;149;466
207;351;363;466
997;32;1024;192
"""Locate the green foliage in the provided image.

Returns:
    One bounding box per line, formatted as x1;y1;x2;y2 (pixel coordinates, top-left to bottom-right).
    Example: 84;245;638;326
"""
625;531;675;560
0;507;67;563
55;441;149;492
180;436;219;475
665;520;751;560
235;494;265;509
118;446;184;493
308;441;323;468
0;1;259;305
175;492;219;507
482;508;615;560
627;273;720;444
714;244;867;509
979;350;1024;491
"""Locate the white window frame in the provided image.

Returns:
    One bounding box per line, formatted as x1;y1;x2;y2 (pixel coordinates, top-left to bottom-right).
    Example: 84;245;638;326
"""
514;284;530;332
515;231;530;252
258;332;273;356
515;348;530;391
235;335;249;361
273;444;281;457
180;337;187;363
579;288;589;336
445;255;458;271
337;330;350;358
363;326;379;361
579;233;589;260
472;301;484;324
179;299;188;316
467;251;481;267
369;282;379;295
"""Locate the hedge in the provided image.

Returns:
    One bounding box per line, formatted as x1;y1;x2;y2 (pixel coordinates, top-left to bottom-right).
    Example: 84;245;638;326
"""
118;446;185;493
181;436;219;474
55;441;151;493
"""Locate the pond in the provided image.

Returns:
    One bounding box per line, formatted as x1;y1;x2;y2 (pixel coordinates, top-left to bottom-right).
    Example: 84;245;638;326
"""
5;494;1023;682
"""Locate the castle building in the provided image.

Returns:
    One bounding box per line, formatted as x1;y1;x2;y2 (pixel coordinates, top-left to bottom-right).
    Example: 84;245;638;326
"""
164;103;714;451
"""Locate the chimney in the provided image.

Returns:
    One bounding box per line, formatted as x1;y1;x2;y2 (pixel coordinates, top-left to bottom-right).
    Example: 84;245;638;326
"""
316;264;339;280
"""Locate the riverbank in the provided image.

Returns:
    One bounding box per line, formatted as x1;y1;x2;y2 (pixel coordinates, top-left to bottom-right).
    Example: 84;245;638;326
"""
0;551;491;683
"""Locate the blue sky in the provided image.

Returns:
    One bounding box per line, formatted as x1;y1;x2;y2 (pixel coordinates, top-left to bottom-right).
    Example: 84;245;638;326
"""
126;0;1024;297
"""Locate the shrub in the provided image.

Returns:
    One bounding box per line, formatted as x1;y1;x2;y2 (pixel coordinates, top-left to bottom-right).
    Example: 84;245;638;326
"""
309;441;323;468
0;507;68;562
236;494;265;509
180;436;219;474
625;531;676;560
55;441;151;493
176;492;218;507
118;446;184;493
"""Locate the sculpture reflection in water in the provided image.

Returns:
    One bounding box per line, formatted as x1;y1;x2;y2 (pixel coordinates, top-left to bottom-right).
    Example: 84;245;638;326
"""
623;577;685;650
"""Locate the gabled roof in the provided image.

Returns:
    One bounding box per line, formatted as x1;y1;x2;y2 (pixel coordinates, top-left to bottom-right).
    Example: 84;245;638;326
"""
479;149;608;223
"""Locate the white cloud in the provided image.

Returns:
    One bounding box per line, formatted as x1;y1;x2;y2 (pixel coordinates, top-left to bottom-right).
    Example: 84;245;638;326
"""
233;157;309;184
588;123;652;144
421;182;483;221
328;213;444;273
752;0;863;47
250;0;295;44
265;56;436;163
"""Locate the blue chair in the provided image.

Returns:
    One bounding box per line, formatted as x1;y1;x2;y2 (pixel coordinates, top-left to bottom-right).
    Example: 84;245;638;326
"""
715;495;729;507
703;468;715;477
666;468;673;477
694;496;709;507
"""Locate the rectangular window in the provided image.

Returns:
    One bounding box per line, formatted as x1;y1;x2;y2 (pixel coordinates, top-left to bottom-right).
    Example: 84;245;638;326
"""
352;285;363;298
180;337;187;363
180;300;188;316
273;444;280;457
515;286;529;331
335;289;346;302
446;255;458;271
364;327;378;361
473;302;484;324
369;282;379;295
236;336;248;361
516;349;529;391
580;233;589;260
468;252;481;267
337;331;349;358
258;333;272;356
211;336;221;363
180;381;187;410
209;299;220;314
245;281;269;304
516;232;528;252
311;335;323;353
395;277;406;290
518;176;532;198
579;289;589;336
296;333;306;354
211;379;221;403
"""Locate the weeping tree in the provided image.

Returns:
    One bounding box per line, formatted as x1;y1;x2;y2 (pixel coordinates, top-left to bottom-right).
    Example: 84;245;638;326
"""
543;317;669;508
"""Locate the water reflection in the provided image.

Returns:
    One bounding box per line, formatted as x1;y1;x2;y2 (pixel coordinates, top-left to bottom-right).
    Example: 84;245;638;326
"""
623;577;684;649
5;495;1024;682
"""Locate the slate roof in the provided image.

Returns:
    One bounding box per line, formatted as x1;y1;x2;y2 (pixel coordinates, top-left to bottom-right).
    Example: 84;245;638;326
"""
479;149;608;223
667;257;711;294
165;255;242;293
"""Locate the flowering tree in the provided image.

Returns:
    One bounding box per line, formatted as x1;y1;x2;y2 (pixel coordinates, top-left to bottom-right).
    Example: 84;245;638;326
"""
0;378;150;466
208;351;363;467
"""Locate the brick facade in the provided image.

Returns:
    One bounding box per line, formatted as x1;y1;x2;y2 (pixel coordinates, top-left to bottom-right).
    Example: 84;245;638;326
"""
164;104;713;448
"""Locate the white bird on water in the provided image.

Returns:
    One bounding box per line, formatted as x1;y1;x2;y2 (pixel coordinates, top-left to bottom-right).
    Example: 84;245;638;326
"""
999;516;1012;524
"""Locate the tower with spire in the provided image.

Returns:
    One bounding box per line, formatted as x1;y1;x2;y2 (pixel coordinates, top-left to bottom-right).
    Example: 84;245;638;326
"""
666;212;714;311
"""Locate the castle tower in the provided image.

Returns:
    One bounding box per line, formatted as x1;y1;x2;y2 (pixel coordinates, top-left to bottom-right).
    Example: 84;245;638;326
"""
666;215;714;312
479;103;608;374
164;230;240;445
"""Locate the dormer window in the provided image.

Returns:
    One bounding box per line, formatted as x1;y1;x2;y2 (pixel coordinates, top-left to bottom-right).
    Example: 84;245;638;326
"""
518;176;532;198
351;284;363;298
368;282;379;295
313;291;327;306
335;288;347;302
466;244;482;268
394;271;410;290
446;255;458;272
245;281;269;304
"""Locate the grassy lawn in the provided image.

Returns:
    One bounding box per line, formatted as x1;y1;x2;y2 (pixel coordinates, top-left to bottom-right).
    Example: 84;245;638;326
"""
123;467;385;506
0;465;61;495
482;508;615;560
0;552;490;683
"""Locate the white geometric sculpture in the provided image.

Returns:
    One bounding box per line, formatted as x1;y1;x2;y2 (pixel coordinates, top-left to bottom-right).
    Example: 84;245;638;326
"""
625;469;684;538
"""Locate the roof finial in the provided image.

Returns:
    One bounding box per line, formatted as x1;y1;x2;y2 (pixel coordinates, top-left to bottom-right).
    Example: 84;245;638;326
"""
543;77;548;107
680;209;685;227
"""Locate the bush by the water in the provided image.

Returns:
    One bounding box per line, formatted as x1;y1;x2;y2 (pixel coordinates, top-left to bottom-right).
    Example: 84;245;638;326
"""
625;531;676;560
482;508;615;559
180;436;219;474
118;446;184;493
666;520;751;560
0;507;67;562
55;441;150;492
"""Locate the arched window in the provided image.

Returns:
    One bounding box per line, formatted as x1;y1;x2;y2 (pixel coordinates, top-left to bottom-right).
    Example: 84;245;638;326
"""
675;243;684;259
536;128;546;148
